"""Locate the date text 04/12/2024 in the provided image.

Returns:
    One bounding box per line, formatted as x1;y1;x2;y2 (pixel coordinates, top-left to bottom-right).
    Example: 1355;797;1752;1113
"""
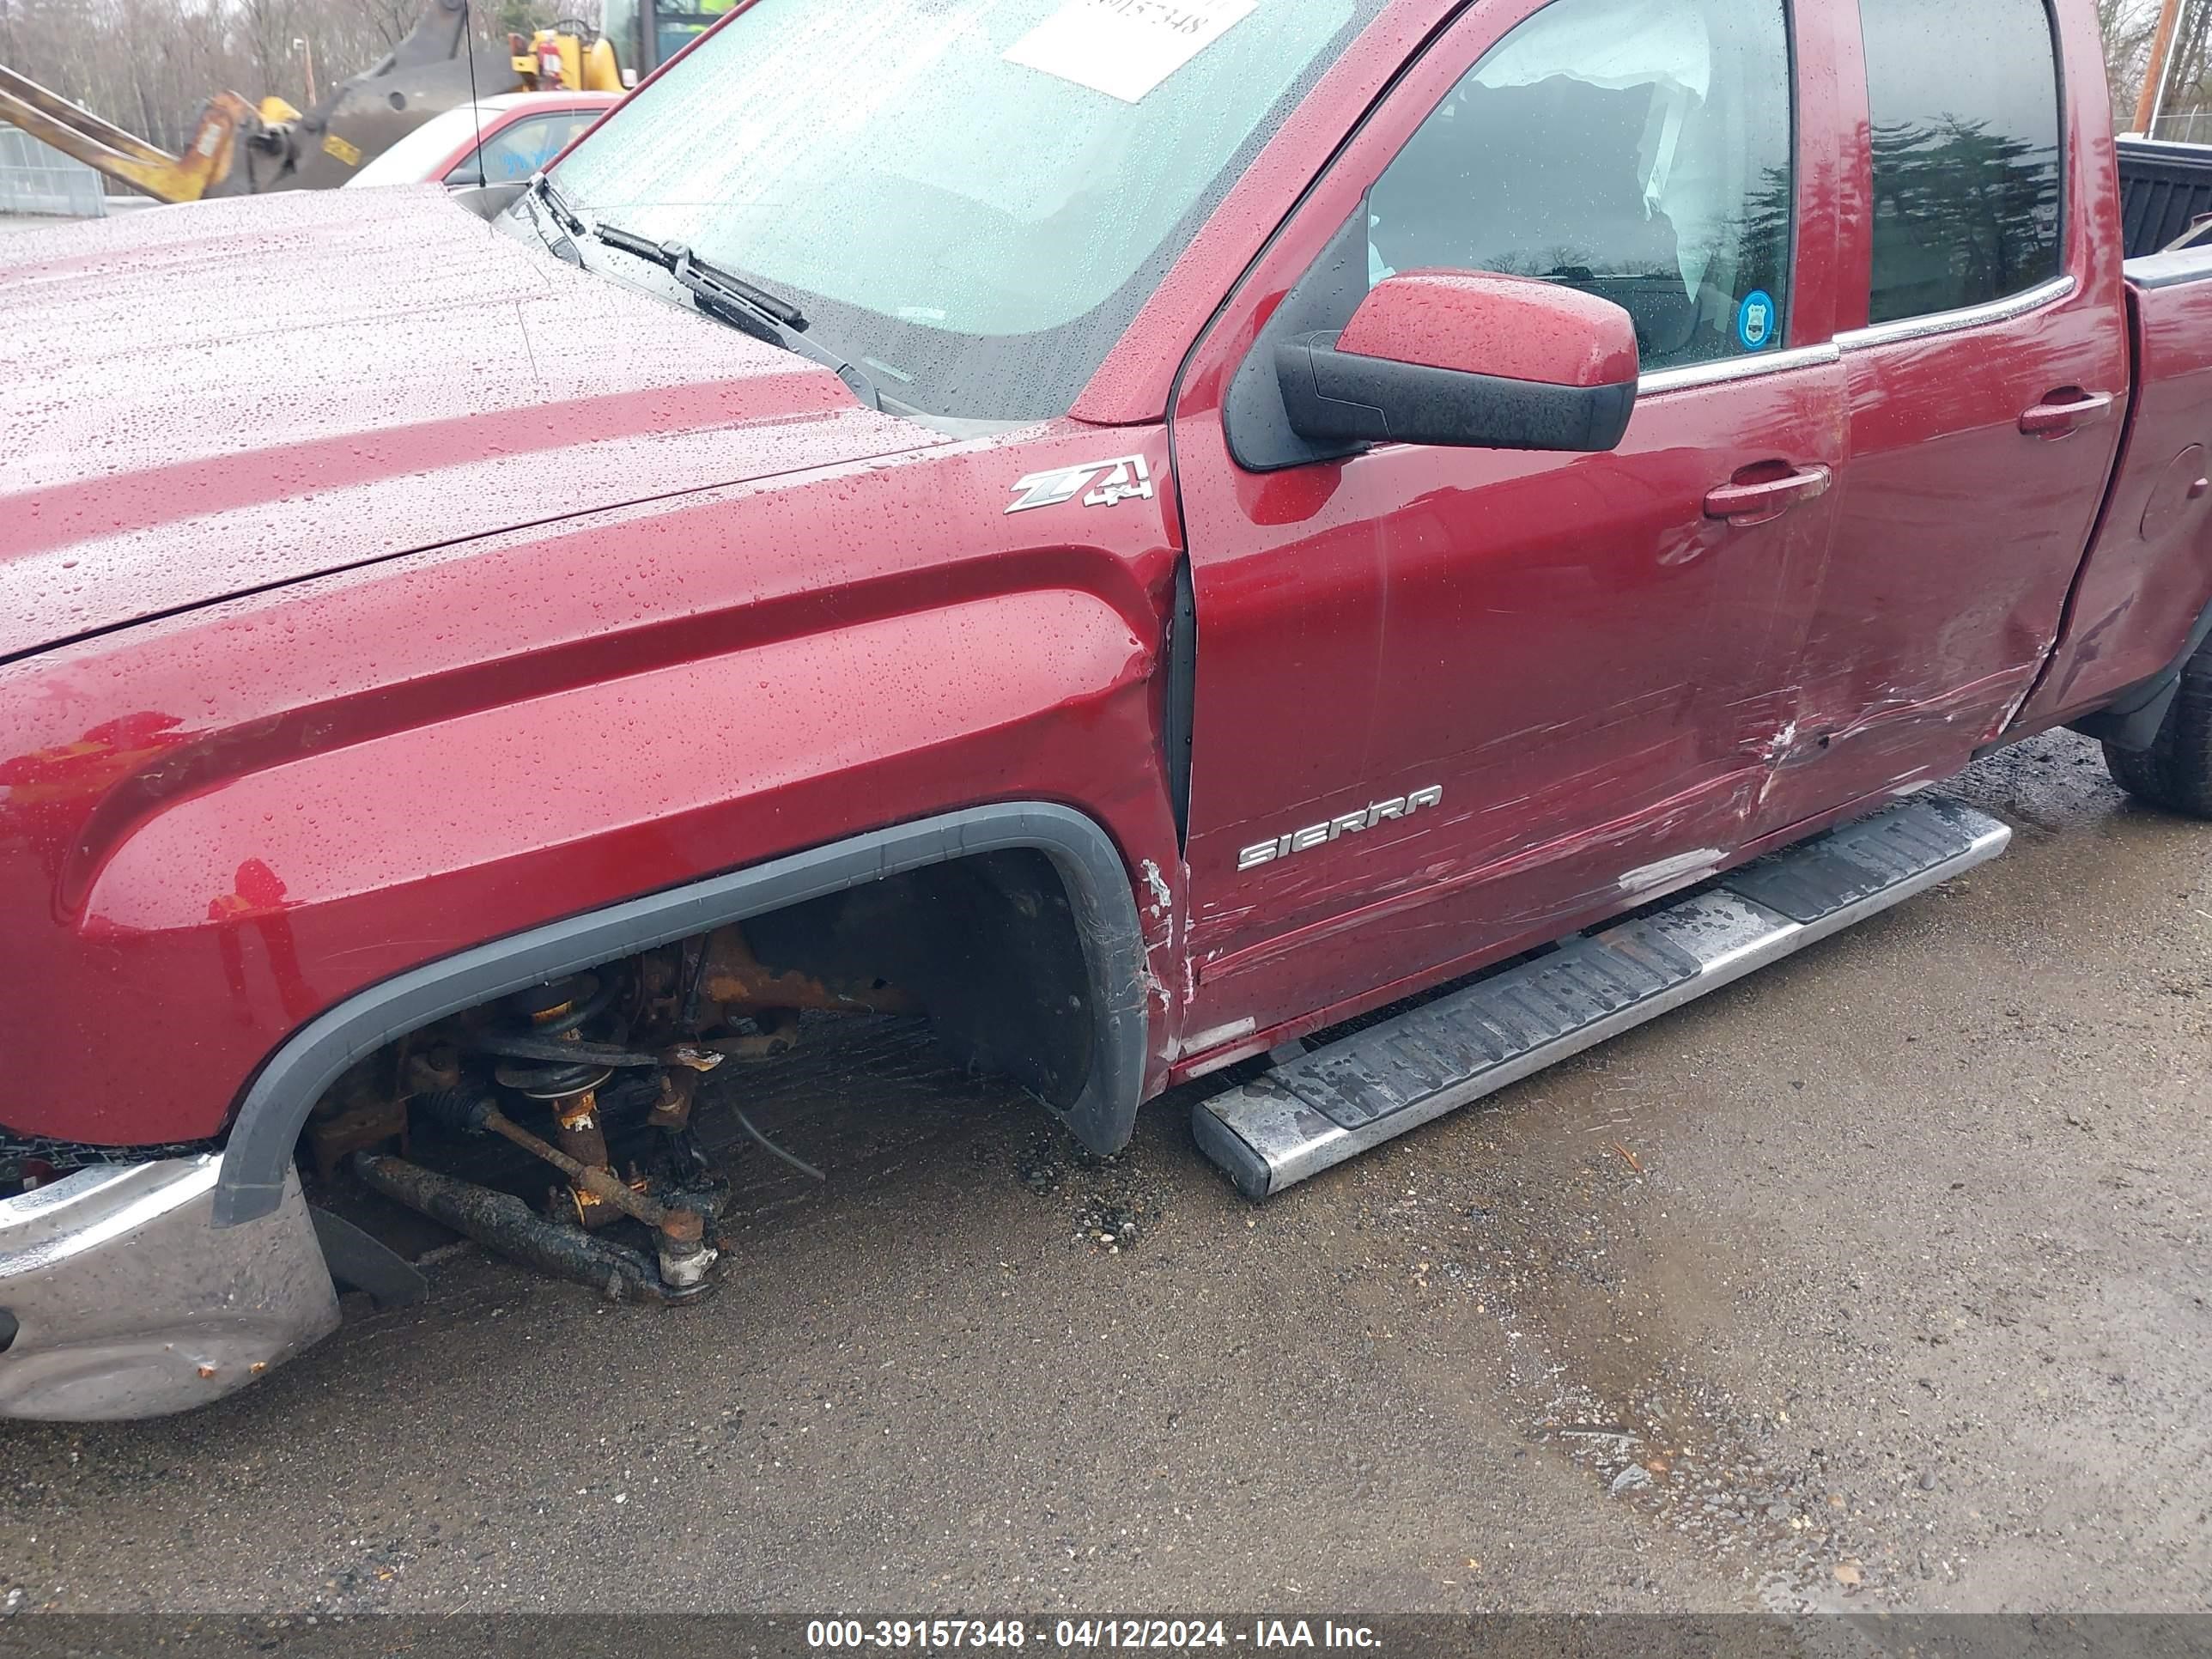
805;1620;1383;1650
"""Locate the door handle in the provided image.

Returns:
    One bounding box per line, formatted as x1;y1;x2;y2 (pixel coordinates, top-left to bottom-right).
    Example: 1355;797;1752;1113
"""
1703;464;1832;528
2020;389;2115;438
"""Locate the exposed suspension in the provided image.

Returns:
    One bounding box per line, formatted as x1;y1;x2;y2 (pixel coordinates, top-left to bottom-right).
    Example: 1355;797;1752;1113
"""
494;975;625;1229
307;917;921;1303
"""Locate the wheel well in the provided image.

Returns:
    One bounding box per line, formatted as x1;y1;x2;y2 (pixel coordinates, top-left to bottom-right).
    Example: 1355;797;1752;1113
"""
216;804;1148;1226
744;849;1096;1112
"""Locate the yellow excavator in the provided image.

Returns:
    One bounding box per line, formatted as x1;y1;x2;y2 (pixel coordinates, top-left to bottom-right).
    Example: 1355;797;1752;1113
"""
0;0;716;204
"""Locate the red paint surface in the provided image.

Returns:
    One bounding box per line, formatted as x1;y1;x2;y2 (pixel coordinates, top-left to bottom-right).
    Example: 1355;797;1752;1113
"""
0;0;2194;1150
1747;0;2136;834
2008;275;2212;730
0;416;1183;1143
1340;270;1639;387
0;187;930;659
1168;0;1850;1039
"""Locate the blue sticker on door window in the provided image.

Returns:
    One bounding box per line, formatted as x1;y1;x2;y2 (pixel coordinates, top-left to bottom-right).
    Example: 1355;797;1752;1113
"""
1737;290;1777;351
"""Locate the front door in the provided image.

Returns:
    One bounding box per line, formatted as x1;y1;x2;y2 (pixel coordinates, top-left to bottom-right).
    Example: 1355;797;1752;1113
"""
1172;0;1848;1058
1747;0;2131;833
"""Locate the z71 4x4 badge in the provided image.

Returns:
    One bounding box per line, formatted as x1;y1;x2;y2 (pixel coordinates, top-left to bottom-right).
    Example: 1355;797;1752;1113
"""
1238;786;1444;872
1005;454;1155;514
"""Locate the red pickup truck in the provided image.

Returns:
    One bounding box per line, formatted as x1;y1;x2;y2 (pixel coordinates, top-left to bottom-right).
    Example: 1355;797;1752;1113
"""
3;0;2210;1420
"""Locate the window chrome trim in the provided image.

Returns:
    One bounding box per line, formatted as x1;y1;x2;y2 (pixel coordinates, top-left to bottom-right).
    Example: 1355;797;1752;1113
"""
1837;275;2078;351
1638;342;1841;395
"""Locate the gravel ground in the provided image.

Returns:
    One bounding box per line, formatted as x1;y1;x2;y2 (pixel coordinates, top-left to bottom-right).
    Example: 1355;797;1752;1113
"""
0;730;2205;1616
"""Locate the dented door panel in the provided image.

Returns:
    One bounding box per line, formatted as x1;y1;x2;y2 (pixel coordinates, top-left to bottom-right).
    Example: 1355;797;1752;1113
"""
2009;270;2212;731
1168;0;1848;1052
1176;362;1848;1039
1750;294;2130;832
1744;0;2133;833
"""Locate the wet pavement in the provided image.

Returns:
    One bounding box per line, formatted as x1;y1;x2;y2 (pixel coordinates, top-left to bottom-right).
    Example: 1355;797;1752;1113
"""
0;730;2205;1614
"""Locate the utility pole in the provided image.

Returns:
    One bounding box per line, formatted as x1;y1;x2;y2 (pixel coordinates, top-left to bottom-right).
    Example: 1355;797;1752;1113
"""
293;36;319;109
2136;0;2187;136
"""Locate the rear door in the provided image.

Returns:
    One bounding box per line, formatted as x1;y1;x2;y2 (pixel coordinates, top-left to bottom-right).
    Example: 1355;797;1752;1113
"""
1171;0;1850;1057
1747;0;2130;833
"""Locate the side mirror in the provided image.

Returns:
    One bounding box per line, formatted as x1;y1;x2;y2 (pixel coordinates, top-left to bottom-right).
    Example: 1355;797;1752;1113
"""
1274;270;1640;453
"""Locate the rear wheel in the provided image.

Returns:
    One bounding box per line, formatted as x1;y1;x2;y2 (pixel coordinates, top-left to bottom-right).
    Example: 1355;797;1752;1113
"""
2102;638;2212;818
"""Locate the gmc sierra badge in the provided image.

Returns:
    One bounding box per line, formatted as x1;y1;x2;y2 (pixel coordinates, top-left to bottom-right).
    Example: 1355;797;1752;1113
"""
1237;787;1444;872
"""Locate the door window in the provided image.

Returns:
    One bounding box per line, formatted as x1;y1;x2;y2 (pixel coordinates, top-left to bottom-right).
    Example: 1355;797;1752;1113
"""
447;112;605;186
1858;0;2062;325
1367;0;1796;372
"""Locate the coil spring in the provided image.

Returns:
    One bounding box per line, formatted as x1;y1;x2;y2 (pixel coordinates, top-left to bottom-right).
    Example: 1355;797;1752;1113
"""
493;973;619;1097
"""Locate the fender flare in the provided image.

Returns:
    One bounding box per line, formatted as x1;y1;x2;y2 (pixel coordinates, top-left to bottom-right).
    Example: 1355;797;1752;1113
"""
213;803;1148;1226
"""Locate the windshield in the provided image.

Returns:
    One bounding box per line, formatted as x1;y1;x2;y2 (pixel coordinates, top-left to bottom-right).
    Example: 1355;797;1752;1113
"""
544;0;1372;421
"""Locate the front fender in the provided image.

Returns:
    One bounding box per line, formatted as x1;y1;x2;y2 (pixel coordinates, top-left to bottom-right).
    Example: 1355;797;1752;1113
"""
0;432;1183;1151
80;588;1152;935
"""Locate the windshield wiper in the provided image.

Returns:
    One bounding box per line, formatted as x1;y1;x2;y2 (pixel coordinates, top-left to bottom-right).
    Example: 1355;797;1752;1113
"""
530;172;586;240
587;222;880;410
593;224;804;335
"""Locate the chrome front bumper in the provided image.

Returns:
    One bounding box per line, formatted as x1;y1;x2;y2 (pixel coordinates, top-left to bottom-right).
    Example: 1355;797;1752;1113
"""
0;1154;338;1419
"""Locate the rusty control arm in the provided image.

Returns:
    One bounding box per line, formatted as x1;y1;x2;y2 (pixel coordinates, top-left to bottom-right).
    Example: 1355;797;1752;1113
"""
480;1102;670;1231
354;1152;708;1303
0;66;250;203
420;1079;720;1293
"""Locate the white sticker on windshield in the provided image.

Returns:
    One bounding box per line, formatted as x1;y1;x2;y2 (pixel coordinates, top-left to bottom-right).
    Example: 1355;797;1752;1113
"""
1002;0;1257;104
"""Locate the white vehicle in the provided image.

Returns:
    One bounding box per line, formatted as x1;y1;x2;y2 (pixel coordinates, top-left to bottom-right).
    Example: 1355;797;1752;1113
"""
344;92;618;189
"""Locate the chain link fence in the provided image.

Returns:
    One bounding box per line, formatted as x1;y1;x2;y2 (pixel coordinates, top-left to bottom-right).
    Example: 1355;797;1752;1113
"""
0;126;109;217
2150;107;2212;143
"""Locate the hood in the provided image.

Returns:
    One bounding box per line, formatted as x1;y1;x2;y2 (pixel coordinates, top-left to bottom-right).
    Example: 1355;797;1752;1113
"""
0;186;941;662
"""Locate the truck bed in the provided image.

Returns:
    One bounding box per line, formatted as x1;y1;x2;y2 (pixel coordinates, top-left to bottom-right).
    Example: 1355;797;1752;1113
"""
2118;137;2212;258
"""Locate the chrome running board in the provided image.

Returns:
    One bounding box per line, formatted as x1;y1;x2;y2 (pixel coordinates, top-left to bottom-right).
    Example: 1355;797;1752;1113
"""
1192;796;2010;1200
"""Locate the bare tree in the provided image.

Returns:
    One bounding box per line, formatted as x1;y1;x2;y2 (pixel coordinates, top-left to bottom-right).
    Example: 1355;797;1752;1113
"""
2160;0;2212;139
2106;0;2212;140
2101;0;2161;125
353;0;422;53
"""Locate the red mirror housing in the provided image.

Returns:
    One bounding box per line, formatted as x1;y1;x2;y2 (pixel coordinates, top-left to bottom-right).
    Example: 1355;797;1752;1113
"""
1340;270;1641;388
1275;270;1642;454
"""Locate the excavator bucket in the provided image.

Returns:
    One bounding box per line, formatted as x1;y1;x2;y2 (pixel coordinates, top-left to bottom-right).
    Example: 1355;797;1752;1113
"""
0;0;654;204
239;0;525;192
0;68;249;204
0;0;521;202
